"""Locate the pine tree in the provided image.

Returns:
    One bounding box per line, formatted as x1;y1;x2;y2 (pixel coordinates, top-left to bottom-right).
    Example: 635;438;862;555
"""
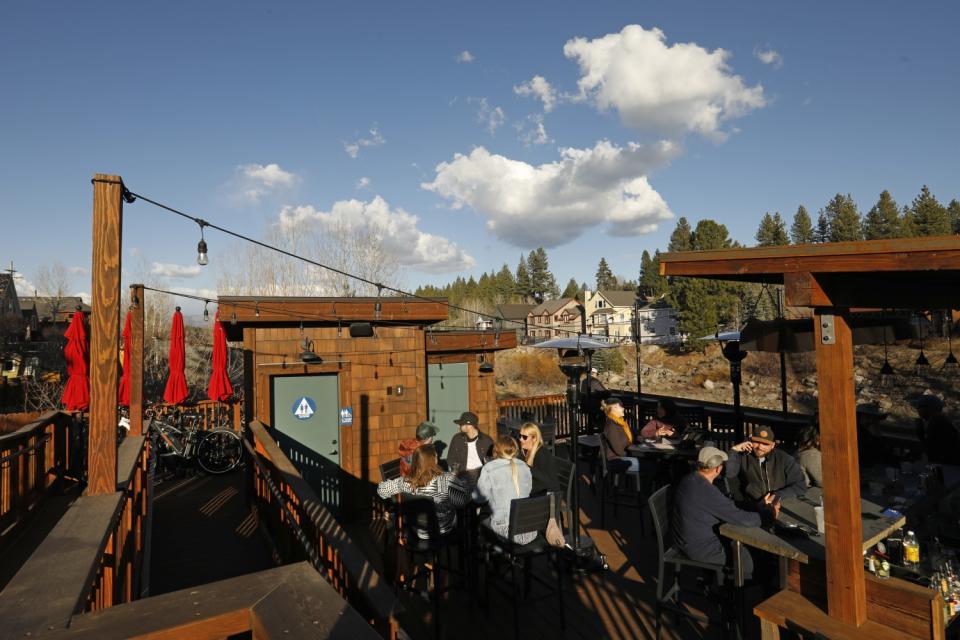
825;194;862;242
899;205;918;238
814;210;830;243
910;185;951;237
494;264;516;300
862;190;901;240
755;212;789;246
948;199;960;235
595;257;615;290
562;278;580;299
691;219;733;250
527;248;559;303
790;205;814;244
639;250;668;297
515;255;531;302
668;217;693;252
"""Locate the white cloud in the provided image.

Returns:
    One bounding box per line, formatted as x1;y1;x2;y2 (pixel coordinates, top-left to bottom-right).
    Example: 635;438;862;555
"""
456;50;475;63
514;75;558;112
277;197;474;273
13;275;36;297
234;163;300;203
753;46;783;69
517;115;552;146
129;247;141;258
471;98;505;134
68;265;89;276
344;126;386;159
75;292;91;305
422;140;679;248
563;24;766;139
356;176;371;190
150;263;203;278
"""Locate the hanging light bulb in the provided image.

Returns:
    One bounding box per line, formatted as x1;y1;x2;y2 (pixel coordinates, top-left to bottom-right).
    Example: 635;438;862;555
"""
196;221;209;266
230;311;237;326
915;312;930;377
943;311;959;373
203;301;209;322
375;285;382;320
879;321;894;386
255;301;260;318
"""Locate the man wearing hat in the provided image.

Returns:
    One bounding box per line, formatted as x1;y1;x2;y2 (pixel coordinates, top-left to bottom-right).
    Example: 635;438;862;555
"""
673;446;779;580
726;427;806;506
446;411;494;473
912;395;960;465
397;421;439;477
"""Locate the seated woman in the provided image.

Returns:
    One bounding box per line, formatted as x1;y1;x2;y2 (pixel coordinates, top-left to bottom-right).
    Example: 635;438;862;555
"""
640;398;686;439
377;444;469;539
602;397;639;475
519;422;560;496
795;426;823;488
476;435;536;544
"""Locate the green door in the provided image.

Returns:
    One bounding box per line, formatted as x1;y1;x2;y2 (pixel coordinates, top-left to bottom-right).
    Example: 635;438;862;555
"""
427;362;469;461
271;373;341;507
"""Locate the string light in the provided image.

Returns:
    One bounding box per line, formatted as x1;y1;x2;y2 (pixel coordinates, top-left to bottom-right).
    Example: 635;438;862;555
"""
944;310;959;373
203;301;209;322
230;312;237;326
375;285;382;320
255;301;260;317
879;321;894;386
915;313;930;377
196;220;209;266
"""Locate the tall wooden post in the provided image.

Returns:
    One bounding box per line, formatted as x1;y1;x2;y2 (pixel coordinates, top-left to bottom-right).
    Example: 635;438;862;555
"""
88;174;124;496
814;307;866;625
129;284;144;436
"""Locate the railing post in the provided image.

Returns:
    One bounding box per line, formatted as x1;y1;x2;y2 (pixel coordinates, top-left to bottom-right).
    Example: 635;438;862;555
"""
88;174;124;496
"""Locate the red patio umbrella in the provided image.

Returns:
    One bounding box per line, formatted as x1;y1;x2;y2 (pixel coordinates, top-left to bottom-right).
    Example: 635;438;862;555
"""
163;307;189;405
207;311;233;402
118;310;132;406
61;309;90;411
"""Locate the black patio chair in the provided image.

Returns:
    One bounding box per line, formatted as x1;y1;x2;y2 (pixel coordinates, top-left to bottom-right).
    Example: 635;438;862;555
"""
554;456;575;530
597;436;647;533
480;494;565;638
379;457;403;482
648;485;729;640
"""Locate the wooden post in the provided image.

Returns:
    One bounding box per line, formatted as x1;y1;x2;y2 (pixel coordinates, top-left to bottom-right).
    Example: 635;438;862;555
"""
88;174;124;496
814;307;866;625
129;285;144;436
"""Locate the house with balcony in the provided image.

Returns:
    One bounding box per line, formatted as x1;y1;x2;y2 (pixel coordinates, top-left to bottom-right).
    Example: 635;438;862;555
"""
583;289;679;344
526;298;581;340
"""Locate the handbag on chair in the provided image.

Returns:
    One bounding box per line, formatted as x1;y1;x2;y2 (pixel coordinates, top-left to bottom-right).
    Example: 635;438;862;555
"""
545;493;565;548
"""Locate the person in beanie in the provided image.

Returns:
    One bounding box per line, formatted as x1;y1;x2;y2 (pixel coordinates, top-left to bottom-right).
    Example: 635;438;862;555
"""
673;446;779;580
725;427;806;506
446;411;494;473
398;421;439;477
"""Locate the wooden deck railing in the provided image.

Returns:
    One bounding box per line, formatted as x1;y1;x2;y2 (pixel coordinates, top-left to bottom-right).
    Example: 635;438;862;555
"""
152;400;242;431
0;434;151;637
246;420;402;639
0;411;79;549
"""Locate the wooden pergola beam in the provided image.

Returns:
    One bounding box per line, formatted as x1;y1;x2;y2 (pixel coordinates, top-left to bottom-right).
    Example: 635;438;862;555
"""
217;297;449;325
425;330;518;353
87;174;123;496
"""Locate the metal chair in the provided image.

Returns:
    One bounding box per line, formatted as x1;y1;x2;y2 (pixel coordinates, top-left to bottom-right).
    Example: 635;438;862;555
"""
554;456;575;530
647;485;729;640
379;458;403;482
597;437;646;532
480;495;565;638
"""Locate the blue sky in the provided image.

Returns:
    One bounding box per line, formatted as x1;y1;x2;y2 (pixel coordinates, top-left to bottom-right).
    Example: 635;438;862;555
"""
2;1;958;319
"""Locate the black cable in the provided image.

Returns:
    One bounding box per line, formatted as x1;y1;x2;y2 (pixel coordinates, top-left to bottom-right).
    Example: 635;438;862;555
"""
126;189;592;339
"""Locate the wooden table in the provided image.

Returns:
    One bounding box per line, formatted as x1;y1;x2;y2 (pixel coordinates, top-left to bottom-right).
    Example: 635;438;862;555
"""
720;487;906;587
627;439;697;459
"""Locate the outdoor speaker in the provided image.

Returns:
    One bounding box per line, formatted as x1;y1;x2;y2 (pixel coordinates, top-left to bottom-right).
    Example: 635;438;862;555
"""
349;322;374;338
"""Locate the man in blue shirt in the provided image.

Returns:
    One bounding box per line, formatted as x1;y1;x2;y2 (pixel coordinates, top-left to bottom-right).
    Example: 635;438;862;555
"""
673;446;779;580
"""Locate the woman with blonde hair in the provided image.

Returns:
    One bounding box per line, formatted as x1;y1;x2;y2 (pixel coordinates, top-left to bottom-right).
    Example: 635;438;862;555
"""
476;434;535;544
519;422;560;496
377;444;468;539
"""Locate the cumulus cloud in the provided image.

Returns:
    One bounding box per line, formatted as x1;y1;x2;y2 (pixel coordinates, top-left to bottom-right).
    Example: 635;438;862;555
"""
563;24;766;139
277;197;474;273
753;46;783;69
470;98;505;134
356;176;371;190
13;276;36;297
344;126;385;159
517;115;552;146
513;75;558;112
422;140;679;248
234;163;299;203
150;263;203;278
456;50;475;63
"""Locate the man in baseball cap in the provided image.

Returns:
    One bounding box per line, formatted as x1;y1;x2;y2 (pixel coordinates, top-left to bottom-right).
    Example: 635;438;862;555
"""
397;421;439;477
447;410;493;472
673;445;779;581
727;426;806;505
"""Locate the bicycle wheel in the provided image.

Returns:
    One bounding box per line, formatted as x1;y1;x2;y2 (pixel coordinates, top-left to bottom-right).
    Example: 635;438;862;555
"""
196;428;243;474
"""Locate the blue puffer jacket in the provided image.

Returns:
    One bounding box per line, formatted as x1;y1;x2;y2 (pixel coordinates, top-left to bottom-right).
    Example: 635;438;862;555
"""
476;457;536;544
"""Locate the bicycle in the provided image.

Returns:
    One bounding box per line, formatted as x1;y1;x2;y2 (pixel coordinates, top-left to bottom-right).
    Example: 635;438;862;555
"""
144;406;244;475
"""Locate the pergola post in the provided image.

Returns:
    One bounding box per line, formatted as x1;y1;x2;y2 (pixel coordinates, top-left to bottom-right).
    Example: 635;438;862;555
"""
87;174;124;496
814;307;866;625
129;284;144;436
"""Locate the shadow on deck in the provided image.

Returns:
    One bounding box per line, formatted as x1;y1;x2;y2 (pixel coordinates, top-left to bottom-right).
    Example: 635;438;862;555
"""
148;466;274;595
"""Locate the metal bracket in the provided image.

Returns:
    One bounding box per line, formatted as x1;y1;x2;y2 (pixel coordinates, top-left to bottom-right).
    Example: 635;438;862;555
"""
820;314;836;344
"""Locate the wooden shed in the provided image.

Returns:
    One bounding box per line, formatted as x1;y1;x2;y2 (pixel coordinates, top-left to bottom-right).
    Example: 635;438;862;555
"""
218;296;516;508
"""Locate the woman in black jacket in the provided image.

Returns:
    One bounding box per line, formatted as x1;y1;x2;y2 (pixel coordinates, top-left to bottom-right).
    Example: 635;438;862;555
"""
518;422;560;496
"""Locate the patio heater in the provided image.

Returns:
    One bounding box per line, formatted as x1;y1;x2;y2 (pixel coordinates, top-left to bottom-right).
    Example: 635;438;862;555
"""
720;338;748;441
534;332;615;570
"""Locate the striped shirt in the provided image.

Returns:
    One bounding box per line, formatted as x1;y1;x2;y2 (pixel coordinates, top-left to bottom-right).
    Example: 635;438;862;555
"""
377;472;469;539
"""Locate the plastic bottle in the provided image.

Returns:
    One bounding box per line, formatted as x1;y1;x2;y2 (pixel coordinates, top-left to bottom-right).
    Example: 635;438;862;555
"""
904;530;920;567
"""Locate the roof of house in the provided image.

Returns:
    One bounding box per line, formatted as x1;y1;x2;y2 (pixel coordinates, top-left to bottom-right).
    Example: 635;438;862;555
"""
530;298;580;317
599;290;638;307
18;297;90;322
495;303;536;321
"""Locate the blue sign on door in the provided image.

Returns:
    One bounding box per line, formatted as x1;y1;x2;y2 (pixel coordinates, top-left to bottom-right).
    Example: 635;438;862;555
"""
292;396;316;420
339;407;353;426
